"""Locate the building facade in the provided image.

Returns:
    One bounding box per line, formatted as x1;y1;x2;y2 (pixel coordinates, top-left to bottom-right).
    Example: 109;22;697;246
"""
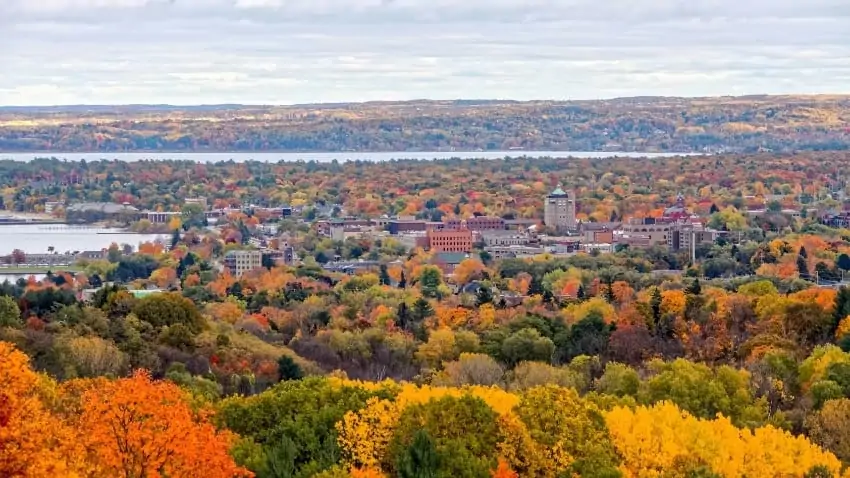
427;229;473;253
224;250;263;277
543;187;577;231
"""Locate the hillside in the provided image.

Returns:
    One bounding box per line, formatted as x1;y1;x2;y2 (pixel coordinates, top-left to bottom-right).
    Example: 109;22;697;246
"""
1;95;850;153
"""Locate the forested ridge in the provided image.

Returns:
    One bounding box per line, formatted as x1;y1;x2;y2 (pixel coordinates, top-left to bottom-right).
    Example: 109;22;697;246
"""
2;95;850;153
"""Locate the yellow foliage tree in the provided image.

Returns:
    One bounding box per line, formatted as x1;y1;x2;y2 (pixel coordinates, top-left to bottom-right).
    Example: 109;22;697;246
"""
606;402;840;477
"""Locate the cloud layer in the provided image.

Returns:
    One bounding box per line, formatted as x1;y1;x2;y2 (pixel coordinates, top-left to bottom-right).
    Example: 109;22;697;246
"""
2;0;849;105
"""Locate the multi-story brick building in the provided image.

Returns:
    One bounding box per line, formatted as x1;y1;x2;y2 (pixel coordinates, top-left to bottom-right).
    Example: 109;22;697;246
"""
427;229;473;253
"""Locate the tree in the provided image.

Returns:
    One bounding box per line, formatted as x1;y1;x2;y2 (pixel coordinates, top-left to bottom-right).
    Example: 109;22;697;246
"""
798;253;810;279
68;370;249;478
171;228;181;249
806;398;850;464
412;298;435;324
837;254;850;271
501;328;555;366
0;342;79;476
278;355;305;381
132;292;205;333
476;285;494;307
528;275;544;296
433;353;505;387
833;288;850;336
379;264;392;286
396;430;439;478
515;386;620;476
389;395;499;478
0;295;21;328
686;278;702;296
650;287;663;328
419;266;443;299
398;270;407;289
562;313;611;361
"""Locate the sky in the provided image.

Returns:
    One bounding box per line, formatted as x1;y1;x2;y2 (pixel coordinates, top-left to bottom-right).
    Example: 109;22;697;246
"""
1;0;849;105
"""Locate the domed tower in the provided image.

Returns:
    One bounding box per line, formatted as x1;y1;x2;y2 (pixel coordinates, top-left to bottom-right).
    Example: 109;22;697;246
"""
544;185;576;232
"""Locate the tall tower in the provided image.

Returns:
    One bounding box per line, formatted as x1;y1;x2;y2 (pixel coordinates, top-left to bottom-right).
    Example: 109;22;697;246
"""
544;186;576;232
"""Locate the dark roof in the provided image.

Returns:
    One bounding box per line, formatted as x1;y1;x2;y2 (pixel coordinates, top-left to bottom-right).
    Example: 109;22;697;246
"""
433;252;469;264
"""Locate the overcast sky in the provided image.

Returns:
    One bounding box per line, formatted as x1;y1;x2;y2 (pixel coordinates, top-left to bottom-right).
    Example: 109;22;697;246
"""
1;0;849;105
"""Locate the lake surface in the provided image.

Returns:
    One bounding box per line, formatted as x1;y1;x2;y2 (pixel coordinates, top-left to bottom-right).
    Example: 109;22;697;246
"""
0;151;695;163
0;224;167;255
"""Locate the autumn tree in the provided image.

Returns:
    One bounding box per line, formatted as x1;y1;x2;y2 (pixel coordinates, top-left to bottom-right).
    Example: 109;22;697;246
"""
0;295;21;328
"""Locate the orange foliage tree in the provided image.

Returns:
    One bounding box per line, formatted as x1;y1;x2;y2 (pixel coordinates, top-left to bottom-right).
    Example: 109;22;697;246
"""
68;370;251;478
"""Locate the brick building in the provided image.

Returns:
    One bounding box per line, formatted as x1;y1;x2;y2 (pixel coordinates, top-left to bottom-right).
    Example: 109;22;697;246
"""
427;229;473;253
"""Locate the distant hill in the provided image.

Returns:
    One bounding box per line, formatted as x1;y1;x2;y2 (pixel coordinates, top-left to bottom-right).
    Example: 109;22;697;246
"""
1;95;849;153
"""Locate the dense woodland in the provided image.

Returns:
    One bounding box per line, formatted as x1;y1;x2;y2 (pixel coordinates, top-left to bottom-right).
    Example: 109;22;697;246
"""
2;95;850;153
7;152;850;476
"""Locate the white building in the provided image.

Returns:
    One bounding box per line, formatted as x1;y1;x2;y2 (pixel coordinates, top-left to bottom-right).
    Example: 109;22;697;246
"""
224;250;263;277
543;186;577;232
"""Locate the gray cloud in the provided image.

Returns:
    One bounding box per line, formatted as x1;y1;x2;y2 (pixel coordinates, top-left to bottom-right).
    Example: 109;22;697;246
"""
1;0;849;105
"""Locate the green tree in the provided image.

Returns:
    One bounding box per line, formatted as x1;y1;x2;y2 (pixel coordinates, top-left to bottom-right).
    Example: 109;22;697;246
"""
132;292;205;333
561;313;611;361
398;270;407;289
412;298;435;324
419;266;443;299
389;395;499;478
640;359;769;428
0;295;22;328
833;287;850;336
396;430;439;478
501;328;555;366
798;253;810;279
596;362;640;398
278;355;304;381
837;254;850;271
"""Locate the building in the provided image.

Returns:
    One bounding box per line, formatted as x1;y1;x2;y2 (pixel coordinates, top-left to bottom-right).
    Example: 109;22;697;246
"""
388;219;428;235
224;250;263;277
620;218;673;247
432;252;470;276
465;216;506;231
485;245;546;260
44;201;63;215
184;197;208;210
667;223;726;260
480;231;535;247
143;211;181;224
543;187;577;232
427;229;473;253
581;243;614;254
66;202;139;223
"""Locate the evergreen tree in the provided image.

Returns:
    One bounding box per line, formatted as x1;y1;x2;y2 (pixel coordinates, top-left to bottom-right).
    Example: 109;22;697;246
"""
797;254;810;279
277;355;304;381
577;284;586;300
397;430;439;478
171;228;180;249
528;275;544;296
833;287;850;336
799;245;809;259
686;278;702;296
412;297;434;323
475;285;494;307
379;264;392;286
397;302;412;330
710;203;720;214
838;254;850;272
650;287;663;328
398;270;407;289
